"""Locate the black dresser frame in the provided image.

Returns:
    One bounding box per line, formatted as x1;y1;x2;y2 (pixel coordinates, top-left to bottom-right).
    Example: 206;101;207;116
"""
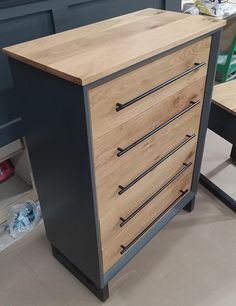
8;28;221;301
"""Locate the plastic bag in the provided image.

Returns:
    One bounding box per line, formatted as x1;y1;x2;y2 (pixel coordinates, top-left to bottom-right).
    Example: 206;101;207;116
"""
7;201;42;238
195;0;226;17
184;5;200;15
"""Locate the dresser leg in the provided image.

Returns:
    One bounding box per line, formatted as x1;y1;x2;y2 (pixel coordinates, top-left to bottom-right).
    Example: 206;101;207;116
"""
183;197;195;212
51;245;109;302
230;145;236;162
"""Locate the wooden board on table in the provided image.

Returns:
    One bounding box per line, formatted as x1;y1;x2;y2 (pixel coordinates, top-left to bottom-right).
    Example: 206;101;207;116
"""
213;80;236;117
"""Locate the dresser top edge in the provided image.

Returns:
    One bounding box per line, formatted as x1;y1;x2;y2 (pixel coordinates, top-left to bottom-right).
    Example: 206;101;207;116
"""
3;8;226;86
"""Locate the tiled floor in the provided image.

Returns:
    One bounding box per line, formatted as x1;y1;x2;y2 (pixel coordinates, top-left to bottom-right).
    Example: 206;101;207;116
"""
0;131;235;306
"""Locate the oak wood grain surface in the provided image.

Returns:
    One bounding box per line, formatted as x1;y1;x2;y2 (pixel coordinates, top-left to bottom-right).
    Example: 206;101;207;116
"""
97;136;197;224
89;38;210;139
212;80;236;117
3;9;225;85
101;169;193;272
93;77;205;190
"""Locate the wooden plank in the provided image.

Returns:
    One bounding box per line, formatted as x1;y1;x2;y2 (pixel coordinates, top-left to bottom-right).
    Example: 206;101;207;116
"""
93;77;205;190
213;80;236;117
220;17;236;52
96;136;197;221
101;169;192;272
3;9;225;85
89;38;211;139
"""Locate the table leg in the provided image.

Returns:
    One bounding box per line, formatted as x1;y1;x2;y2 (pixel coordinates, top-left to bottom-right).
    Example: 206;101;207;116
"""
199;174;236;213
230;145;236;161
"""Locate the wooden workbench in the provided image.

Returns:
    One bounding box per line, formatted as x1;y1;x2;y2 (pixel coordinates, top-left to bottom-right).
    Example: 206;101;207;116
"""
213;80;236;116
200;80;236;212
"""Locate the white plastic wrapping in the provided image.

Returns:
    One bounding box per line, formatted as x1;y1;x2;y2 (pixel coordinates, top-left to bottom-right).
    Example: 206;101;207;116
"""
7;201;41;238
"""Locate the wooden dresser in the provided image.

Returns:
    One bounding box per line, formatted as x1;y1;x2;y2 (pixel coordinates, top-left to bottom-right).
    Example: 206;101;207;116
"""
3;9;225;301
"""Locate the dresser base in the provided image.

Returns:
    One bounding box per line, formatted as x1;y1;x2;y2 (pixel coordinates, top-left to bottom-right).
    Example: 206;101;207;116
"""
51;245;109;302
183;197;196;212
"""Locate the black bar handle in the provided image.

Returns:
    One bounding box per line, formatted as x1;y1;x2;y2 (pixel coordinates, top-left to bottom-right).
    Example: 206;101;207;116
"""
120;189;189;255
118;133;196;195
117;100;200;157
116;62;206;112
119;162;192;227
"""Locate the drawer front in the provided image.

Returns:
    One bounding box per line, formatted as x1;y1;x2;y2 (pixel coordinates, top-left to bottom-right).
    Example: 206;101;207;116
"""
88;37;211;139
98;135;197;238
95;106;200;219
93;77;205;189
101;166;193;272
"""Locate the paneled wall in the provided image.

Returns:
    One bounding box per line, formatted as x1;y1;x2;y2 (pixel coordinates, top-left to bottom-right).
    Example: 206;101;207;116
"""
0;0;181;147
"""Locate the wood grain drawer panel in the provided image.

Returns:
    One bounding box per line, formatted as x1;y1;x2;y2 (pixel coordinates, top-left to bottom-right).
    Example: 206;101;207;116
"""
95;104;200;198
97;135;197;225
93;77;205;188
89;37;211;139
101;167;193;272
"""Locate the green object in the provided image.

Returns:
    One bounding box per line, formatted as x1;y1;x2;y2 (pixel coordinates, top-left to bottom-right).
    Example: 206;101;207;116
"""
217;35;236;82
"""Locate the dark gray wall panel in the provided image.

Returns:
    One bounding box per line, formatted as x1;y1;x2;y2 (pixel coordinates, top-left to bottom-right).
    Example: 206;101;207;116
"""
9;58;103;287
0;10;54;146
165;0;181;11
0;11;53;92
0;0;181;148
0;88;19;124
0;1;47;8
0;119;22;147
69;0;164;28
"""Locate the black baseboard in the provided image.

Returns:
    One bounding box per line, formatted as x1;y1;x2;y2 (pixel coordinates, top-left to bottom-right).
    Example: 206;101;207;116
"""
51;245;109;302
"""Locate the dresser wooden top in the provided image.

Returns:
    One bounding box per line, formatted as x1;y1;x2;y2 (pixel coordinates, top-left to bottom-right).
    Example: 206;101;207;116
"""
212;80;236;117
3;8;225;85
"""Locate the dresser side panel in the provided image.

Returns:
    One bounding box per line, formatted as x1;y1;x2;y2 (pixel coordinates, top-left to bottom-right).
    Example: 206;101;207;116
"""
8;58;103;287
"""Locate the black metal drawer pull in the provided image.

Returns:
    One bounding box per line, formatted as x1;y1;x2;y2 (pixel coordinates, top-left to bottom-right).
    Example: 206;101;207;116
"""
117;100;200;157
116;62;205;112
119;161;192;227
120;189;189;255
118;133;196;195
